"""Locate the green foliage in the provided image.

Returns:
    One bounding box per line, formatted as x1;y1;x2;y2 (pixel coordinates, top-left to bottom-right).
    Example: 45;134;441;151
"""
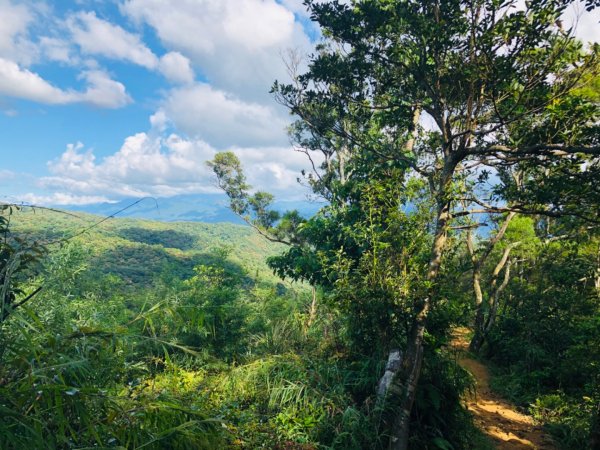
207;152;251;217
207;153;290;241
11;209;284;286
409;351;480;450
270;0;600;446
119;227;197;250
486;235;600;448
0;210;306;449
530;394;598;449
1;204;484;449
181;262;248;358
0;205;46;323
0;275;223;449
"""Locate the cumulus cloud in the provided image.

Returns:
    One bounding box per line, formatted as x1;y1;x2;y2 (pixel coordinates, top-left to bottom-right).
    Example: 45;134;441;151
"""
158;52;194;84
0;57;76;104
37;120;316;203
77;69;132;108
279;0;311;18
66;11;195;84
232;145;316;194
0;58;131;108
41;134;218;198
162;83;289;147
149;109;168;131
0;5;136;111
121;0;312;100
0;0;38;66
68;11;158;68
39;37;77;64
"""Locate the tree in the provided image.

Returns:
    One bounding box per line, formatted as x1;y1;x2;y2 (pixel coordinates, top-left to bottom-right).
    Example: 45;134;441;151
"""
466;214;541;352
0;204;45;324
213;1;599;447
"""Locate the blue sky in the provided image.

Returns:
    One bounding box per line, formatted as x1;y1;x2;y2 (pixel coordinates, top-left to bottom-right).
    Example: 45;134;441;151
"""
0;0;320;205
0;0;597;206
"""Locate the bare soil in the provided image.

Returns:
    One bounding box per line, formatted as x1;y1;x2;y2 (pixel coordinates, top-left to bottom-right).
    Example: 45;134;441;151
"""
451;328;557;450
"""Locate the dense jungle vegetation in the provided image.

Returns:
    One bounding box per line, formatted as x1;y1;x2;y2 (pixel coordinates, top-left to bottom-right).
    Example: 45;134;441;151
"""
2;0;600;449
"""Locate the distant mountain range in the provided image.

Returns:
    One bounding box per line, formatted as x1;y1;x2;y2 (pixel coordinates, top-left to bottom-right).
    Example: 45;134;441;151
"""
66;194;323;224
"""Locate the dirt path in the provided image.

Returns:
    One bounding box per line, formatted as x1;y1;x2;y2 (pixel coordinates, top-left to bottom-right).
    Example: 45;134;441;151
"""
451;328;557;450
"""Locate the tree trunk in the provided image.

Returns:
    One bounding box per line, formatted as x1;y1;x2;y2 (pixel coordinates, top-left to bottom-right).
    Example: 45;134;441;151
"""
468;270;486;353
469;321;485;354
483;257;512;337
386;199;450;450
468;213;516;353
377;349;403;398
469;248;514;353
383;125;456;448
388;307;428;450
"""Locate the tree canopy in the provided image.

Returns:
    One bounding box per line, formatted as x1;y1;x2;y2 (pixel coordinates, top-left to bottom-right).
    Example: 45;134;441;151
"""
212;1;600;448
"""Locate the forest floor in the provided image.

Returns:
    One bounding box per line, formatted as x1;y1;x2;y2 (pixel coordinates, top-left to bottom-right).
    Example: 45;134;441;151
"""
451;328;557;450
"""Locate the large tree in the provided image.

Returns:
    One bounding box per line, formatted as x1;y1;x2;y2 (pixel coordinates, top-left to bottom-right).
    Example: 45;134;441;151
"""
213;0;599;447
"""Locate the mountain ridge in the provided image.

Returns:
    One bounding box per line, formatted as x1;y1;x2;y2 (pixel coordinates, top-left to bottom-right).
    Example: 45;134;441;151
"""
64;193;322;224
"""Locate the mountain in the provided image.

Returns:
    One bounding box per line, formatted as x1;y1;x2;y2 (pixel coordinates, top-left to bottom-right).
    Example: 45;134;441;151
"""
66;193;323;223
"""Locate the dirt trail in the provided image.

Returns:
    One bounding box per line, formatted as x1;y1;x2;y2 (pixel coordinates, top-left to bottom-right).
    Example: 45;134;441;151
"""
451;328;557;450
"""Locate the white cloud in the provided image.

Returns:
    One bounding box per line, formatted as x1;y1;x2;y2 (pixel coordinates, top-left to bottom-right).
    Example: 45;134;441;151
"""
0;169;15;180
49;142;96;178
121;0;312;100
0;57;131;108
149;109;168;131
232;145;315;194
0;57;77;104
563;1;600;44
66;12;196;85
279;0;310;18
162;83;289;147
0;0;38;66
158;51;194;84
42;133;218;198
37;119;316;202
0;1;30;47
39;37;75;64
223;0;295;49
19;192;114;206
77;69;132;108
67;11;158;68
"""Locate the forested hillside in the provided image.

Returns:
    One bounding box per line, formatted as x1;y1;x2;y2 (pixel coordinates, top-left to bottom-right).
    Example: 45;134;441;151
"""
11;209;284;285
1;206;320;449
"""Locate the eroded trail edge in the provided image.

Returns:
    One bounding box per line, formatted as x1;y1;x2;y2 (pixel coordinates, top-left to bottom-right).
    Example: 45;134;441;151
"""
451;328;557;450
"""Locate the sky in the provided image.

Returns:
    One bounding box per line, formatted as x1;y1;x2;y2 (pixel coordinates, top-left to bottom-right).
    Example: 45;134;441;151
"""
0;0;598;207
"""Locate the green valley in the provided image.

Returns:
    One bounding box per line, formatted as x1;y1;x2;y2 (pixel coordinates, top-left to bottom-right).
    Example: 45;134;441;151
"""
12;209;286;285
